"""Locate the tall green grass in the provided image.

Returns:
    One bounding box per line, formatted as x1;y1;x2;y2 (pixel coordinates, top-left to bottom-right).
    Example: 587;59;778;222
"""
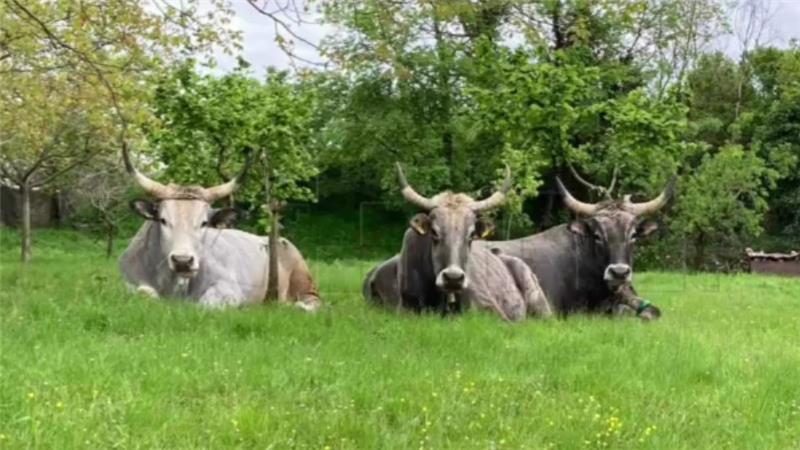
1;227;799;449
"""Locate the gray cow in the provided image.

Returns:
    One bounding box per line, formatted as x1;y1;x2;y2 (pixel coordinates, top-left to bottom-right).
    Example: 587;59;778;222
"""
363;164;552;321
118;144;320;310
477;174;674;320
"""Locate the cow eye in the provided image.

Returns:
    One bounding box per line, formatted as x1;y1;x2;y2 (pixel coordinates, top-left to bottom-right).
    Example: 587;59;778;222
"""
201;220;209;228
430;228;440;242
593;231;603;242
159;218;167;226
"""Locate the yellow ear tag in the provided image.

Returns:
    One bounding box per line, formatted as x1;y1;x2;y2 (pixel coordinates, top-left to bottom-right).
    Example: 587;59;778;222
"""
480;228;493;239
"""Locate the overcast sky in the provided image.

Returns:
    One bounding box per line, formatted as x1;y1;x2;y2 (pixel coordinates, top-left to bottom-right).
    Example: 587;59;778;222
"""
213;1;800;77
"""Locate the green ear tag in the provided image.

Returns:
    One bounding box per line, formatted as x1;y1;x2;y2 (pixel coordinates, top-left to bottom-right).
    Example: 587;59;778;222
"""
636;300;651;316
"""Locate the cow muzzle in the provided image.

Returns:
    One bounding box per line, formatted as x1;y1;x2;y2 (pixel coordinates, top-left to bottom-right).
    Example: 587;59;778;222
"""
169;253;199;277
604;263;632;286
436;266;469;292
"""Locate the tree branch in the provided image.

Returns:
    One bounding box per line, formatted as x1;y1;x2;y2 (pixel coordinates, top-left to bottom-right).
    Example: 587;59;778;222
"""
32;152;97;188
247;0;328;68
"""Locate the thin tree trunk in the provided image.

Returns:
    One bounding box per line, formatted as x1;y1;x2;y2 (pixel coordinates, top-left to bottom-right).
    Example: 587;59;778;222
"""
693;232;706;271
266;204;280;301
20;183;31;263
106;232;114;259
264;157;280;302
105;222;116;259
542;185;555;230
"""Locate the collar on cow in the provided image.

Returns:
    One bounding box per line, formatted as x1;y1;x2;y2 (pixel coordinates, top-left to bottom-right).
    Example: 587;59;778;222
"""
636;300;651;316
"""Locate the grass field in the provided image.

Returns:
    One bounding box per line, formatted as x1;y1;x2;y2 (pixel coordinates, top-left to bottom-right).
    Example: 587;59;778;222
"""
1;228;800;449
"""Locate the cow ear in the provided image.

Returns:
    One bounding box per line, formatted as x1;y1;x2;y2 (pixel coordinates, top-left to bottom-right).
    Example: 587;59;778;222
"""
130;199;158;221
409;213;431;235
635;220;659;239
208;208;239;229
568;220;590;236
474;217;494;239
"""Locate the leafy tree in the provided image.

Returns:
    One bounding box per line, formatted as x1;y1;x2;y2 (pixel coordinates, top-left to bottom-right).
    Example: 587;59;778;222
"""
148;64;319;219
0;72;113;262
469;47;692;227
0;0;238;262
314;0;726;228
148;61;264;199
685;46;799;253
671;145;782;269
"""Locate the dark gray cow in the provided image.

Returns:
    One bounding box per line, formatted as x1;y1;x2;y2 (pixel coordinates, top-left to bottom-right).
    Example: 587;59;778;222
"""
362;165;552;321
118;144;321;310
478;176;674;320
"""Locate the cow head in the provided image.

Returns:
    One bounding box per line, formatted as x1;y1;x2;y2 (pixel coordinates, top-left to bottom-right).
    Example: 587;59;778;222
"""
397;163;511;292
556;175;675;288
123;143;247;278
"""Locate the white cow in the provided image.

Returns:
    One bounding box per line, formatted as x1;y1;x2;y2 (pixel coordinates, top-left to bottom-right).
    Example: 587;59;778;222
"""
118;144;320;310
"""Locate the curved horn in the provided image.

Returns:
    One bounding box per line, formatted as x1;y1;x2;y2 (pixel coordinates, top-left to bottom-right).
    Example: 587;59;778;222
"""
396;162;438;211
203;178;237;202
556;176;600;216
471;164;512;212
203;149;254;202
625;176;676;216
122;141;172;198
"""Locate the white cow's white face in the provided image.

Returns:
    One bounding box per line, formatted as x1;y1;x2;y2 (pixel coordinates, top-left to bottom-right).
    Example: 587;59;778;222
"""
132;199;238;278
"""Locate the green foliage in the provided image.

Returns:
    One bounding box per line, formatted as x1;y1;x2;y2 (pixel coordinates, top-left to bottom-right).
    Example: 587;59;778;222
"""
683;45;799;262
671;146;777;269
315;0;723;228
149;62;262;184
147;63;319;230
469;48;690;211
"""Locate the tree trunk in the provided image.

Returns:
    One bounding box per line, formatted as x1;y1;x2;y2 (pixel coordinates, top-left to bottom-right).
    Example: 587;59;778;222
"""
551;1;565;50
20;183;32;263
266;205;281;302
692;232;706;271
106;232;114;259
542;186;555;230
105;223;116;259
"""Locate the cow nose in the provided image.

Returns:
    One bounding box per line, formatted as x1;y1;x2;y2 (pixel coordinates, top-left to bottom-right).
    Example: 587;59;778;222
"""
442;268;465;283
608;264;631;278
170;254;195;270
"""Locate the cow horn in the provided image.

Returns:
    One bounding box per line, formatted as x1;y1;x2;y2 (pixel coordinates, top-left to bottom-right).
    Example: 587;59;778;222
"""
556;176;600;216
203;178;237;202
202;147;254;202
122;141;172;199
625;176;676;216
396;162;438;211
471;164;512;212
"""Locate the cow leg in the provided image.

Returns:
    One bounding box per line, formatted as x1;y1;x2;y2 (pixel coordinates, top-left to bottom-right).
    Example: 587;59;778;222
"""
495;252;553;318
287;267;322;313
135;284;159;298
609;284;661;321
400;292;424;313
